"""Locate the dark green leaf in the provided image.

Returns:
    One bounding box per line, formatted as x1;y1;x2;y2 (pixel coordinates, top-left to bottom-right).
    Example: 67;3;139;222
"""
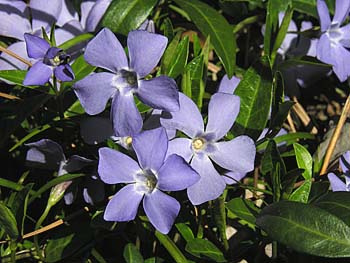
58;33;93;51
257;201;350;257
185;238;226;262
144;258;164;263
0;203;18;239
102;0;158;35
292;0;334;17
174;0;236;78
232;56;273;140
160;18;174;42
314;192;350;226
124;243;144;263
268;101;294;137
289;180;312;203
0;70;27;85
226;198;259;226
163;36;189;79
175;223;194;243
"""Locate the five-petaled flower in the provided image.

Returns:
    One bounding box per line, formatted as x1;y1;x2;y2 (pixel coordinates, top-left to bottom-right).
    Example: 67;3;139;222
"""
23;33;74;86
317;0;350;82
73;28;179;137
98;127;199;234
160;92;256;205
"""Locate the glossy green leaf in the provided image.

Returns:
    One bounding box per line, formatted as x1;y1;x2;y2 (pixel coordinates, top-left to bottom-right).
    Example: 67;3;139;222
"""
161;32;182;75
124;243;144;263
257;201;350;257
161;17;174;41
175;223;194;243
232;56;273;140
0;70;27;85
289;180;312;203
226;198;259;226
102;0;158;35
57;33;93;51
268;101;294;138
314;192;350;226
185;238;226;262
0;203;18;239
69;54;96;81
293;143;312;180
174;0;235;78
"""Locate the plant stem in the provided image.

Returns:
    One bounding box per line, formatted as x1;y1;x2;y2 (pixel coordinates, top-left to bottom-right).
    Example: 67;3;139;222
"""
319;94;350;175
155;231;188;263
0;46;32;67
33;203;52;261
233;15;261;34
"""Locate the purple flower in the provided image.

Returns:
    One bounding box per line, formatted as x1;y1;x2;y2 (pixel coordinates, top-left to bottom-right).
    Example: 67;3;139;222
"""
74;28;179;137
26;139;94;204
98;127;199;234
23;33;74;86
317;0;350;82
328;151;350;191
217;74;241;94
160;93;256;205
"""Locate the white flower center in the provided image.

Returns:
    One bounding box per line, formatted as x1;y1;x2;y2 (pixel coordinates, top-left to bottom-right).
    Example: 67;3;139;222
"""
134;169;158;194
327;23;343;45
192;137;206;152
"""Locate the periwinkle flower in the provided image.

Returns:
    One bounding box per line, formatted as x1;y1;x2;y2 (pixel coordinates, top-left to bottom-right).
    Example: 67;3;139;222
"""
160;93;256;205
74;28;179;137
328;151;350;191
317;0;350;82
23;33;74;86
26;139;94;205
98;127;199;234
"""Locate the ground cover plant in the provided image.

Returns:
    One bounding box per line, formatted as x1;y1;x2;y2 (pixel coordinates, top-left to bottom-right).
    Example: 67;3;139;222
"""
2;0;350;262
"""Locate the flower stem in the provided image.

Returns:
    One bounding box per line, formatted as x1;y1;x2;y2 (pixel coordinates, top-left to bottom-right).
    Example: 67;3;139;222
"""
34;203;52;261
155;231;188;263
319;94;350;175
0;46;32;67
213;195;229;251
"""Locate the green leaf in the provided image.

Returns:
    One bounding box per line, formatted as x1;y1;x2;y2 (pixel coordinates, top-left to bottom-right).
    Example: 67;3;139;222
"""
185;238;227;262
175;223;194;243
102;0;158;35
64;100;85;118
123;243;144;263
70;54;96;81
289;180;312;203
162;36;189;79
174;0;236;78
144;258;164;263
292;0;334;17
160;17;174;41
313;192;350;226
293;143;313;180
0;70;27;85
226;198;259;226
268;101;294;138
257;201;350;257
232;56;273;140
0;203;18;239
58;33;93;51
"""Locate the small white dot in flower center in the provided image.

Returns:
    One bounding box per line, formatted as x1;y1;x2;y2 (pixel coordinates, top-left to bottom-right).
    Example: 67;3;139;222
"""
192;138;205;150
125;136;132;145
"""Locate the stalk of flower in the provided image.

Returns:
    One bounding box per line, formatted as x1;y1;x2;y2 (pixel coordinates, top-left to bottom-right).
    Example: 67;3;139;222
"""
22;33;75;86
160;92;256;205
73;28;180;137
98;127;200;234
316;0;350;82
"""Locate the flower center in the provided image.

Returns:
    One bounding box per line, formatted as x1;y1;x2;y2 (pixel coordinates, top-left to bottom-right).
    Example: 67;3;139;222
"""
192;137;206;151
44;48;70;67
125;136;133;145
327;23;343;44
135;169;158;194
120;69;138;86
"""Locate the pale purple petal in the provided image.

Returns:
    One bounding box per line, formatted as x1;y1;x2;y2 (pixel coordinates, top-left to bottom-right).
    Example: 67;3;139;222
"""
143;189;180;234
60;155;94;175
187;155;226;205
54;64;75;82
26;139;65;170
84;28;128;72
223;171;247;185
317;34;335;65
210;135;255;174
206;93;240;140
57;0;79;27
111;92;143;137
55;20;84;45
333;0;350;25
30;0;62;32
104;184;144;221
80;117;114;145
0;6;30;40
81;1;95;29
0;41;30;70
217;75;240;94
24;33;50;59
328;172;347;191
339;24;350;48
160;93;204;138
128;30;168;78
317;0;331;31
85;0;112;32
98;147;140;184
23;61;52;86
132;128;168;171
340;151;350;174
332;42;350;82
166;138;193;162
158;154;199;191
137;76;179;112
278;12;298;56
73;72;115;115
83;176;105;205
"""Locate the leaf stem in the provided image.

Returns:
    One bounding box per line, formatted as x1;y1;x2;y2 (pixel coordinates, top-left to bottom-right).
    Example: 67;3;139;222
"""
0;46;32;67
319;94;350;175
155;231;188;263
